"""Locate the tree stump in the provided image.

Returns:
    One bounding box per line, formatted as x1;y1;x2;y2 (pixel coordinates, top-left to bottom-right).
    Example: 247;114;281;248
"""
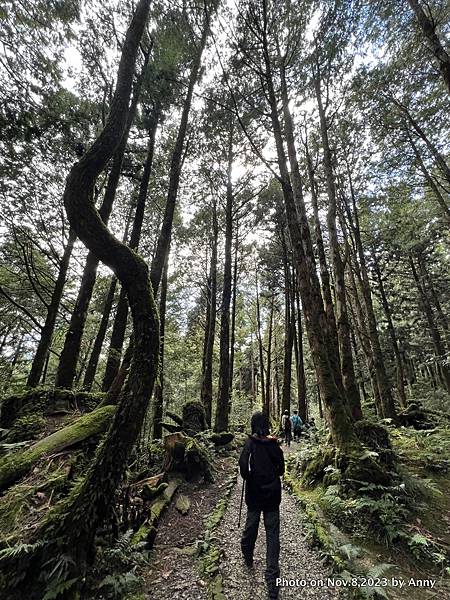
162;432;213;482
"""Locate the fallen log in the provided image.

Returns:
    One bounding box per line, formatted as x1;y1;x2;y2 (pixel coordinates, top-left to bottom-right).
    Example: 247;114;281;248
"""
131;476;181;547
0;404;116;493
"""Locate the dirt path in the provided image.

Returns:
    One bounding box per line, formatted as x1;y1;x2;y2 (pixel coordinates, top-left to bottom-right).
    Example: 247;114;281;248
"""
143;445;341;600
215;445;342;600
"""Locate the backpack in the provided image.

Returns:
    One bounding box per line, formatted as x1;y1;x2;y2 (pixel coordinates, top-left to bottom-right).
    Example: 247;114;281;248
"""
282;415;291;431
292;415;301;429
247;439;279;489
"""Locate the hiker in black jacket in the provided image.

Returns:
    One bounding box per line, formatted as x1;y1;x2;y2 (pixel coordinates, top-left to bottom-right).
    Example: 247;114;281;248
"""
239;412;285;600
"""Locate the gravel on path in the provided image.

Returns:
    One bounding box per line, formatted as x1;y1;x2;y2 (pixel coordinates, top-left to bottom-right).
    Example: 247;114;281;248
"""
216;454;342;600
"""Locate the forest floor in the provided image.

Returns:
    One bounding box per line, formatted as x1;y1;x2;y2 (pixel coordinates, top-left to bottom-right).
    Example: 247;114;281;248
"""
142;444;341;600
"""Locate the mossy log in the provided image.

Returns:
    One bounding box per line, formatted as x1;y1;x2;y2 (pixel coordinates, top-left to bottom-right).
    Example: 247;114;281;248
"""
131;477;181;547
162;432;214;483
0;387;105;428
0;405;116;493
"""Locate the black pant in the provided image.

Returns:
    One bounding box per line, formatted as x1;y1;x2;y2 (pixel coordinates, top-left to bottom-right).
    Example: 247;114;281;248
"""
241;508;280;596
294;427;301;441
284;428;291;446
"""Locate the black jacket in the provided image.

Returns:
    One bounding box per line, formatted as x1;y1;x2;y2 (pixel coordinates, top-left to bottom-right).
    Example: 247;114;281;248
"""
239;435;285;512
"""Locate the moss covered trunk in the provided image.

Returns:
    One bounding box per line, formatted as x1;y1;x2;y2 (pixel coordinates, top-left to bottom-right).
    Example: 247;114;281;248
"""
6;3;158;595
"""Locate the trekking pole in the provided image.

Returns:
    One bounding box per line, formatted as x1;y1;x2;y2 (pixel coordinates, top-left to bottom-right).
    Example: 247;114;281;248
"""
238;479;245;528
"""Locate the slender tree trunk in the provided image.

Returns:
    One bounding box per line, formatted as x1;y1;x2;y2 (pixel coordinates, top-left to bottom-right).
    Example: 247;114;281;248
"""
264;49;356;449
55;90;154;390
281;230;294;414
27;228;76;387
149;14;210;293
215;125;234;432
264;294;274;418
255;264;266;411
407;131;450;224
82;277;117;391
410;255;450;392
200;200;218;427
406;0;450;95
229;223;239;401
343;167;397;420
305;144;340;359
314;71;361;421
397;102;450;186
417;253;449;345
153;255;169;439
24;2;157;591
293;274;307;421
371;250;407;407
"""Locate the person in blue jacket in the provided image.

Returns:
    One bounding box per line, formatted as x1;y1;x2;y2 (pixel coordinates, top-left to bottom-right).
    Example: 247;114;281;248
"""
291;409;303;442
239;411;285;600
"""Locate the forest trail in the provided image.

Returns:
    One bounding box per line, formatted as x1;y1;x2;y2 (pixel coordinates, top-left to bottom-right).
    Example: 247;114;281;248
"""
144;445;341;599
215;445;341;600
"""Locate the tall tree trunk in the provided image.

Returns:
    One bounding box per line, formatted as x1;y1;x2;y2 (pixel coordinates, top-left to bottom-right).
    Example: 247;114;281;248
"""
201;200;218;427
27;228;76;387
82;276;117;391
417;253;449;345
149;13;210;293
407;131;450;224
409;255;450;392
293;274;307;421
265;50;356;449
153;255;169;439
24;1;156;591
102;120;159;390
55;86;153;390
343;167;397;420
215;125;234;432
371;250;407;407
255;263;266;411
280;229;294;414
264;294;274;418
314;71;361;421
396;101;450;186
406;0;450;95
305;143;340;358
229;222;239;401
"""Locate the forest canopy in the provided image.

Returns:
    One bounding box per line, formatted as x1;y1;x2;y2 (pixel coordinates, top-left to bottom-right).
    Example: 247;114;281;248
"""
0;0;449;598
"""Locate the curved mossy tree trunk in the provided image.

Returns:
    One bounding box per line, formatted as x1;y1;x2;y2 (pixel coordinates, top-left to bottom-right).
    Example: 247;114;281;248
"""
13;2;157;595
55;66;149;390
102;116;159;391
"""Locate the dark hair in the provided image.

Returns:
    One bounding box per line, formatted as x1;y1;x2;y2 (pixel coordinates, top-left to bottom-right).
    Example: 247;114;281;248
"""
251;412;270;437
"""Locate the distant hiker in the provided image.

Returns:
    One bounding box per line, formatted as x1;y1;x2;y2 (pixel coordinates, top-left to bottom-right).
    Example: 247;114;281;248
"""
291;410;302;442
239;412;285;600
281;409;292;446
